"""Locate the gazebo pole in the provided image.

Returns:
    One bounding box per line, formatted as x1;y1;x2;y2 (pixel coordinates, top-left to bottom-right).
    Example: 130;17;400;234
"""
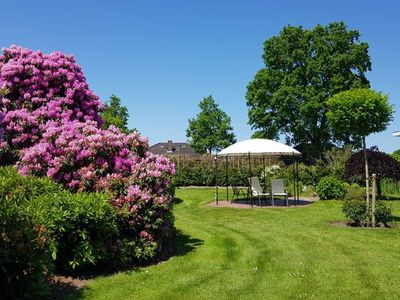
248;152;252;205
215;155;218;205
226;156;229;201
292;153;296;206
296;158;300;205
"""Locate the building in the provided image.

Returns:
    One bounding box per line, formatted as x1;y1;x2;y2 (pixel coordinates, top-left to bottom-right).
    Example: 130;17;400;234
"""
149;140;201;158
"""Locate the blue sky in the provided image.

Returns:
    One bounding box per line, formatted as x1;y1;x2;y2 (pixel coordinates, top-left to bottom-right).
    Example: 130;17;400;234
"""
1;0;399;152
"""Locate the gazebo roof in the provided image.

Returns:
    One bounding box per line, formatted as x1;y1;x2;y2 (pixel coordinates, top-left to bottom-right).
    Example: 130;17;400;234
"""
217;138;301;157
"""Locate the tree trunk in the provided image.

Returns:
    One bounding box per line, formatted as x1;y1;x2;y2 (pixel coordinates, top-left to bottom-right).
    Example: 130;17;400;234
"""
363;136;370;225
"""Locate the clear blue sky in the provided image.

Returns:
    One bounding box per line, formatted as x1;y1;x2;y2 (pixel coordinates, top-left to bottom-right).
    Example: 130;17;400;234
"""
1;0;399;152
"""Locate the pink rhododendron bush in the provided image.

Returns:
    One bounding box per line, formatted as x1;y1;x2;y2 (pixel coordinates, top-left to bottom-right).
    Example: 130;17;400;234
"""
18;120;176;262
0;46;176;267
0;45;103;162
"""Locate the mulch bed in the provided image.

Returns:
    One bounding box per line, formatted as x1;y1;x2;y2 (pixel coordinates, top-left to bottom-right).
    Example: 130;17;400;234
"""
329;220;398;229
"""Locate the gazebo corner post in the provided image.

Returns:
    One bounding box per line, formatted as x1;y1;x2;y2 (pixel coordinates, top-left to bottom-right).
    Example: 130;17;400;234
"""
248;152;251;204
296;158;300;205
292;153;296;206
226;155;229;202
215;154;218;205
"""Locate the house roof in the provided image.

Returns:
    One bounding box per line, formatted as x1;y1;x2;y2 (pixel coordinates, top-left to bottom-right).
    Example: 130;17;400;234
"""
149;140;201;157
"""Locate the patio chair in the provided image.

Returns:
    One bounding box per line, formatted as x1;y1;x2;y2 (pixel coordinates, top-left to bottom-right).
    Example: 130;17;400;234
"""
248;177;270;206
231;185;248;203
271;179;288;206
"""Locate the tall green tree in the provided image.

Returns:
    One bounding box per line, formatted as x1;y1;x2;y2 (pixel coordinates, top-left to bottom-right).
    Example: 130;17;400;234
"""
187;96;236;154
246;22;371;158
326;88;394;222
101;95;130;133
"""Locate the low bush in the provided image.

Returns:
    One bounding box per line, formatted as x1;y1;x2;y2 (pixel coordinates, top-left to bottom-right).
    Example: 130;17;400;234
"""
0;167;174;278
344;184;365;201
0;167;54;299
316;176;346;200
28;192;119;272
342;199;393;226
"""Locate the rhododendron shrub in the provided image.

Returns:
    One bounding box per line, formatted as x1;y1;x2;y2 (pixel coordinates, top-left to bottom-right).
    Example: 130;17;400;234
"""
0;45;104;161
18;120;176;261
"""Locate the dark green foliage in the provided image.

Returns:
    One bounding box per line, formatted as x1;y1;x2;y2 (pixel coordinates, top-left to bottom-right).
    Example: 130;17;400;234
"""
374;201;393;225
173;165;251;186
246;22;371;156
101;94;130;133
342;199;368;226
0;167;175;278
187;96;236;154
0;168;54;299
28;192;119;272
343;199;392;226
316;176;346;200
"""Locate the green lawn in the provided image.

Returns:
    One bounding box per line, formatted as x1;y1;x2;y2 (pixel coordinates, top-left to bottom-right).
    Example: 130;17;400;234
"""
79;189;400;300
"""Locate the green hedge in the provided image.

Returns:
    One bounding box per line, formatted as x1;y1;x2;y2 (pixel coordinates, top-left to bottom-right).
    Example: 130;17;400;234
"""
173;165;264;186
0;167;175;298
0;167;56;299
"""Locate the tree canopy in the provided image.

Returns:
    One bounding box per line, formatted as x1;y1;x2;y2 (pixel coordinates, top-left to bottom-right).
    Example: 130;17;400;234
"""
326;88;393;144
246;22;371;157
391;149;400;161
345;147;400;181
186;96;236;154
101;95;130;133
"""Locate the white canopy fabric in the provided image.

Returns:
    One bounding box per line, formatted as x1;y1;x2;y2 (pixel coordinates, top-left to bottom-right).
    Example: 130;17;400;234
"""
217;138;301;157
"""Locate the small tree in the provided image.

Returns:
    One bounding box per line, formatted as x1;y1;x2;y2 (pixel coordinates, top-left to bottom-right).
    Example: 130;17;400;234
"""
327;88;394;211
101;94;130;133
186;96;236;154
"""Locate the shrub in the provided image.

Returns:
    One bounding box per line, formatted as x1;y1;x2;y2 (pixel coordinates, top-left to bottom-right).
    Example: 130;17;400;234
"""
343;199;392;226
345;147;400;188
0;45;104;162
17;121;176;263
316;176;346;200
28;192;119;272
0;168;54;299
374;201;393;225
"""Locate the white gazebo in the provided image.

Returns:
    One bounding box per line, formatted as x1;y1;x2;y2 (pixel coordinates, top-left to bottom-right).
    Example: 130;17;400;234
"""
215;139;302;206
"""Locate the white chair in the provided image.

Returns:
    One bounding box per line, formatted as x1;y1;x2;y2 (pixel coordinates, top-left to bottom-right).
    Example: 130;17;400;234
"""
271;179;288;206
248;177;270;206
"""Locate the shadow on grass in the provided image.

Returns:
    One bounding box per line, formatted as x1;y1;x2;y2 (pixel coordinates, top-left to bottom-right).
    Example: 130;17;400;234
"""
173;197;184;205
173;229;204;257
50;281;84;300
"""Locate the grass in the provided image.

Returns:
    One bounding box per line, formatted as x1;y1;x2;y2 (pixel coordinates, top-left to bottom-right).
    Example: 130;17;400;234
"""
79;189;400;300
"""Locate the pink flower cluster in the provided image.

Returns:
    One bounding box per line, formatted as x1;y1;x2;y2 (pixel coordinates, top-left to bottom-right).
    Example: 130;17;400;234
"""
18;120;176;254
0;45;103;150
18;120;174;192
0;111;3;142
